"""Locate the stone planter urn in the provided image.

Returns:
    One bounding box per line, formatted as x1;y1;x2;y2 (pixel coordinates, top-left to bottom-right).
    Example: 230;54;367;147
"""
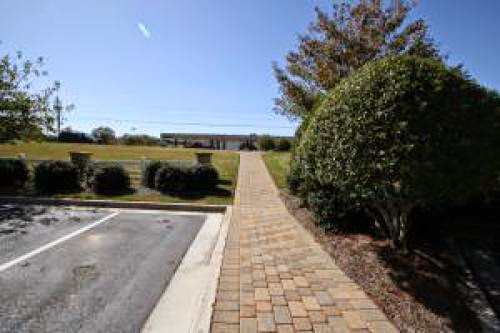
69;151;93;178
195;152;213;165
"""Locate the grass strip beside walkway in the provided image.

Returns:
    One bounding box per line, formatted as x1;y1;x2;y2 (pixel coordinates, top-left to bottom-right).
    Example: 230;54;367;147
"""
262;152;291;189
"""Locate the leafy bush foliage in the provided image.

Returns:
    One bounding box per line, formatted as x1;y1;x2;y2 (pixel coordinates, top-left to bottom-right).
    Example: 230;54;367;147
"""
155;164;190;194
287;112;314;193
58;131;95;143
91;126;116;145
275;138;292;151
142;161;164;188
189;164;219;189
273;1;439;120
0;51;64;143
258;135;275;151
34;161;80;193
239;141;257;151
92;165;131;194
121;134;160;146
155;164;220;194
0;159;30;188
293;55;500;251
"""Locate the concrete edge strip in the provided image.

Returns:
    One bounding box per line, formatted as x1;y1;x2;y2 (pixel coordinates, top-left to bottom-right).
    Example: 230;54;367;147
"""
0;196;227;213
193;206;232;332
142;207;232;333
0;211;119;273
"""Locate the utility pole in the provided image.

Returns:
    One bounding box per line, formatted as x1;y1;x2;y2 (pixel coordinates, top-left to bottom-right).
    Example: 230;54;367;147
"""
394;0;400;15
54;96;62;140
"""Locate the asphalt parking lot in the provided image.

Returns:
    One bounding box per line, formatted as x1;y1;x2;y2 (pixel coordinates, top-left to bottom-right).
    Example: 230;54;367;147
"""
0;204;206;333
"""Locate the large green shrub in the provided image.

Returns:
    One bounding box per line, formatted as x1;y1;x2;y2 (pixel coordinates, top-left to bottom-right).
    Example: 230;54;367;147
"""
34;161;80;193
142;161;164;188
294;55;500;251
239;141;257;151
258;135;275;151
155;164;190;194
154;163;220;194
275;138;292;152
189;164;219;189
92;165;131;194
287;112;315;194
0;159;30;188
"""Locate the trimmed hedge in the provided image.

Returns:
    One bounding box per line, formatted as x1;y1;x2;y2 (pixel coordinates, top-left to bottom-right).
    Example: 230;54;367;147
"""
190;164;219;189
258;135;275;151
239;141;257;151
275;138;292;152
154;163;219;194
34;161;80;193
0;159;30;188
142;161;164;188
155;164;190;193
92;165;131;194
292;55;500;250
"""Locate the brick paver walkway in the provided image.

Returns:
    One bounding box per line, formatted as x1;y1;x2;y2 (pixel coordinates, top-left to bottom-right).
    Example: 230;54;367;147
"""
211;153;398;333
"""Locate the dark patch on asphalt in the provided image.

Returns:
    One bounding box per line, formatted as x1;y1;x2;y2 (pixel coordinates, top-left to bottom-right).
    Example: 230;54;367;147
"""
0;205;109;266
0;205;96;236
39;217;57;226
73;264;99;285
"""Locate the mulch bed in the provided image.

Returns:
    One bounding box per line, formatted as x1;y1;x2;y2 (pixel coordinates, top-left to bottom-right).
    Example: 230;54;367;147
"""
280;191;489;333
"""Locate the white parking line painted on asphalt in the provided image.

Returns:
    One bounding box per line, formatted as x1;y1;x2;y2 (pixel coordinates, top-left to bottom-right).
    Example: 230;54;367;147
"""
0;211;119;273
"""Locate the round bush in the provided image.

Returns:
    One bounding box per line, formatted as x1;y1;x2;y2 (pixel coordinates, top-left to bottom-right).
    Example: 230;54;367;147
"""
275;138;292;152
258;135;275;151
189;164;219;189
92;165;131;194
35;161;80;193
295;55;500;250
155;165;189;193
239;141;257;151
142;161;164;188
287;112;314;194
0;159;30;188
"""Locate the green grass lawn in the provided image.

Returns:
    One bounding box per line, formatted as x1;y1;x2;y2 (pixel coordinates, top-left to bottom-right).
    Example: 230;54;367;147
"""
263;152;291;189
0;142;239;205
0;142;237;160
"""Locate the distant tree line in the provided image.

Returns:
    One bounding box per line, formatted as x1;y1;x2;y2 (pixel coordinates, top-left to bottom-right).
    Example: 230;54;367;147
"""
258;135;292;152
55;126;161;146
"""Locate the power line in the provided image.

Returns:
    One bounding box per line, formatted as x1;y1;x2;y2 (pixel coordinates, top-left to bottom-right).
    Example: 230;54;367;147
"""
73;116;296;129
74;108;291;123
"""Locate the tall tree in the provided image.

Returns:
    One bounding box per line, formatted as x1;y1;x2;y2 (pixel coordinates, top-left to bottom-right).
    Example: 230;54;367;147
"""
92;126;116;145
273;0;440;120
0;46;70;142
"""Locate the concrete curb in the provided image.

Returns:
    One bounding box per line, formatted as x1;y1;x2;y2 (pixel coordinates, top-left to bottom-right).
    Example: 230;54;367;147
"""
142;207;232;333
0;196;227;213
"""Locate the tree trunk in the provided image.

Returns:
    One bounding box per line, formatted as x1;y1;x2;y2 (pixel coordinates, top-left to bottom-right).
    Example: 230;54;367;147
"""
372;202;414;253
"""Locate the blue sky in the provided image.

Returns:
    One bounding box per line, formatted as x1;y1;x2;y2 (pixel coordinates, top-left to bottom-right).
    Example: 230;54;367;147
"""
1;0;499;136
